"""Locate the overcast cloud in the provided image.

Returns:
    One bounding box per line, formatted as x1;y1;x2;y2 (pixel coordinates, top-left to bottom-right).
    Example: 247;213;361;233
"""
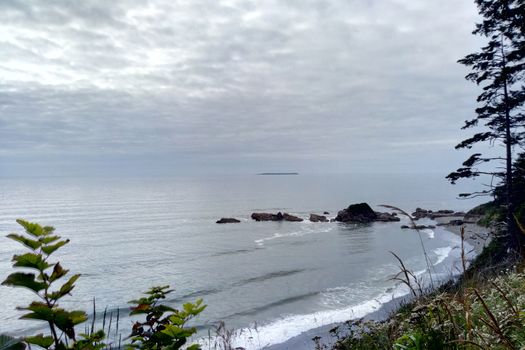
0;0;486;175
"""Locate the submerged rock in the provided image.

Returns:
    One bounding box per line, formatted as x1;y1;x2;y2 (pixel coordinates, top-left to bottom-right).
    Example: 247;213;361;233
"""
310;214;328;222
216;218;241;224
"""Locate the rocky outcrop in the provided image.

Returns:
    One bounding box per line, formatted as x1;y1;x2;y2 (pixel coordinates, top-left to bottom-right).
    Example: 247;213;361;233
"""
310;214;328;222
412;208;466;220
323;211;330;215
412;208;432;219
335;203;401;224
375;211;401;222
283;213;303;222
251;212;303;222
216;218;241;224
251;212;283;221
335;203;377;223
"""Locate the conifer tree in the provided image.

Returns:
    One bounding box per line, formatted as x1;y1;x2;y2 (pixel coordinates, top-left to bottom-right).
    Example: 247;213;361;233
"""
447;0;525;249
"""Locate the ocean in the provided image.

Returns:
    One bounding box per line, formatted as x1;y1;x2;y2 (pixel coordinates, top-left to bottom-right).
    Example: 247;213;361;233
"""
0;174;484;349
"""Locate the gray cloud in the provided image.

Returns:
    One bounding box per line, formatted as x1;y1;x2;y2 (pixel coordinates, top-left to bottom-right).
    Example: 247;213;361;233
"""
0;0;485;175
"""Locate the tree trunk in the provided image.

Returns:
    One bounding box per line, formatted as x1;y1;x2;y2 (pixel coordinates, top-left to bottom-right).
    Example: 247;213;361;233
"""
501;41;517;252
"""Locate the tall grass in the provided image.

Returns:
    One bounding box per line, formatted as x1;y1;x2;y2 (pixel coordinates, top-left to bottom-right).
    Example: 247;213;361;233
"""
324;217;525;350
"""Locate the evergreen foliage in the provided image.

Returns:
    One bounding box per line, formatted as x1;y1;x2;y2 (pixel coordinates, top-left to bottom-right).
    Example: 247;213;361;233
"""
447;0;525;249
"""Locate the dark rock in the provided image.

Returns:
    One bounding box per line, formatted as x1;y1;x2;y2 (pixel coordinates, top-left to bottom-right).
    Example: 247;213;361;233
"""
310;214;328;222
412;208;430;219
283;213;303;222
216;218;241;224
428;211;465;220
335;203;377;223
448;219;464;226
401;225;410;229
437;209;455;214
375;211;401;222
251;212;302;222
323;211;330;215
412;208;465;220
251;212;283;221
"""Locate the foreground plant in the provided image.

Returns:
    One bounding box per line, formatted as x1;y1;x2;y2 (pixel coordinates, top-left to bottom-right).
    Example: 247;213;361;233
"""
329;269;525;350
128;285;206;350
1;219;102;349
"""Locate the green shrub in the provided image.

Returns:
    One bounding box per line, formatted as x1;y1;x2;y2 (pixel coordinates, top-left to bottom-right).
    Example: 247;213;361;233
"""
2;220;206;350
1;220;94;349
128;285;205;350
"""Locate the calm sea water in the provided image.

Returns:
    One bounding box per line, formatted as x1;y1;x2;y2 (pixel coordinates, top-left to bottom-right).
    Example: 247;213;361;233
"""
0;174;483;348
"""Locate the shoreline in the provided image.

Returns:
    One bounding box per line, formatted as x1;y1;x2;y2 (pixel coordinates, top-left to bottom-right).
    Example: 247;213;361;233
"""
264;215;493;350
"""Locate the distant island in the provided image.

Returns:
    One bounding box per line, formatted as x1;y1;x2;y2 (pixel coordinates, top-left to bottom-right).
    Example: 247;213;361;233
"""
257;172;299;176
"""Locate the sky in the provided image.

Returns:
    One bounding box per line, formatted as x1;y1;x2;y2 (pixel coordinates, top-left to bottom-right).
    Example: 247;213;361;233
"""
0;0;489;176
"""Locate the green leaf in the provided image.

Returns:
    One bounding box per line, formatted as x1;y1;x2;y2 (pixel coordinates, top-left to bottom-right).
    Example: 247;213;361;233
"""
168;314;185;326
157;304;177;313
49;263;69;283
16;220;47;237
0;334;26;350
49;274;80;300
39;235;60;244
6;234;41;250
12;253;51;271
24;334;53;349
19;302;54;322
160;324;195;339
185;345;201;350
2;273;47;293
182;299;206;316
54;309;87;338
41;240;69;256
42;226;55;234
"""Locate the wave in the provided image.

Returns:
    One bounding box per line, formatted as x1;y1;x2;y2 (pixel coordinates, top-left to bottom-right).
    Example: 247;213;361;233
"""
202;284;411;350
226;238;471;349
433;246;452;266
223;291;320;320
233;269;308;287
254;225;335;246
167;288;221;303
423;228;435;239
210;248;259;258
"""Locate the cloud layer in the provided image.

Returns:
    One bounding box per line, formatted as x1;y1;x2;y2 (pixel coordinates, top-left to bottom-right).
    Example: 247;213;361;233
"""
0;0;484;175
